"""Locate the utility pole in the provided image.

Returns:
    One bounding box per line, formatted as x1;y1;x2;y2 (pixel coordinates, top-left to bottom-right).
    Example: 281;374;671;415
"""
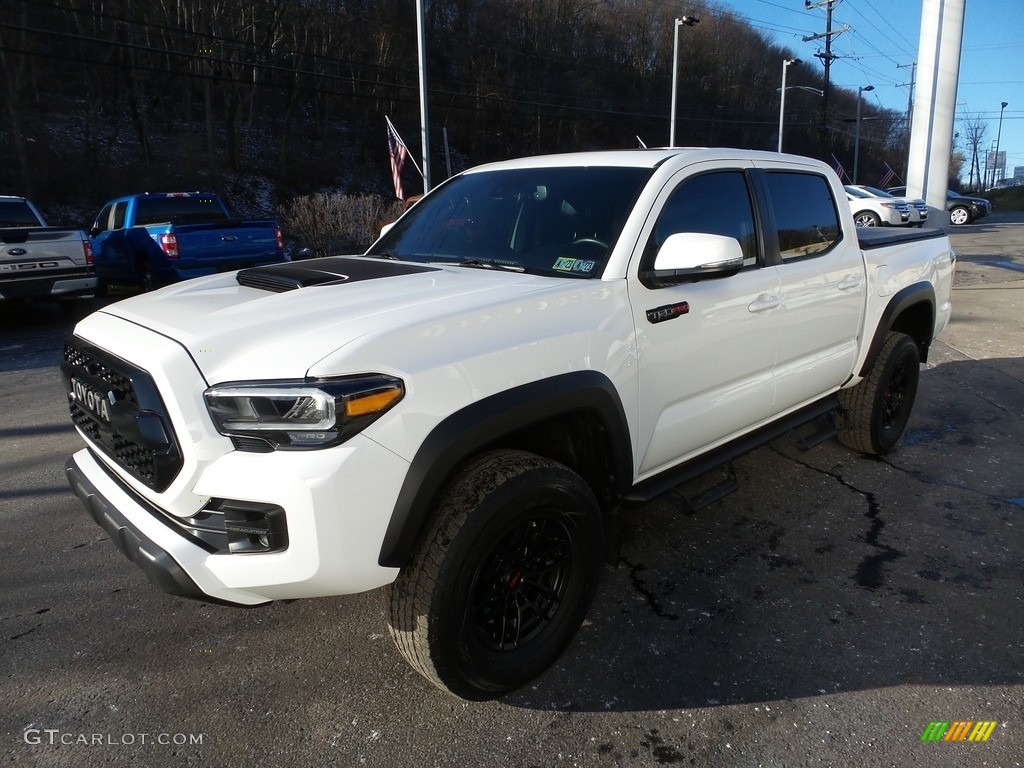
803;0;849;137
896;61;917;180
897;61;917;134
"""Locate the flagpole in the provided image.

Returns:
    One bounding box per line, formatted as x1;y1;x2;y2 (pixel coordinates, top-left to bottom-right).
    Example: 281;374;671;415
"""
415;0;431;192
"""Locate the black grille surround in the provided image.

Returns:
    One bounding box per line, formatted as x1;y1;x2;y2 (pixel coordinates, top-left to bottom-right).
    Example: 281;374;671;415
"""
62;338;183;492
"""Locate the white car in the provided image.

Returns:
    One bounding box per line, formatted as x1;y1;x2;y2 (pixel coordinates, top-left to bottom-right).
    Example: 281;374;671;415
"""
844;185;912;227
848;184;928;227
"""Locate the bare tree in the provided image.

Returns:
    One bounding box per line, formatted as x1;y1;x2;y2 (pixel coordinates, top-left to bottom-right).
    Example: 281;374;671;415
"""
959;113;988;192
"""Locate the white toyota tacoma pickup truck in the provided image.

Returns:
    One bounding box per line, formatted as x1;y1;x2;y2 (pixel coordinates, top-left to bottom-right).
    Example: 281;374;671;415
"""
63;149;954;699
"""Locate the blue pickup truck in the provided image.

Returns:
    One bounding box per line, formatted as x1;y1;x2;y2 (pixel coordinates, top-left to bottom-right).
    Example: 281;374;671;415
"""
89;192;285;291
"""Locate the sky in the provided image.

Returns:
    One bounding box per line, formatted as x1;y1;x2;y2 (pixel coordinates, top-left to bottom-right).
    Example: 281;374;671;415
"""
712;0;1024;186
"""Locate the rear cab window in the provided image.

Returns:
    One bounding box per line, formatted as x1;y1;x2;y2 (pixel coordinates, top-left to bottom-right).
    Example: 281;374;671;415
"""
134;196;230;226
0;200;43;227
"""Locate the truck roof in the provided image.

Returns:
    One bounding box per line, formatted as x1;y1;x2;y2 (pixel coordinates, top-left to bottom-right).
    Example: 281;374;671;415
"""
463;147;826;173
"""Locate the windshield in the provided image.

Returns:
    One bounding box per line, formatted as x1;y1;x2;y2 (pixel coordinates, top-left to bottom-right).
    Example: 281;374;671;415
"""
366;166;653;278
844;186;875;199
859;185;894;198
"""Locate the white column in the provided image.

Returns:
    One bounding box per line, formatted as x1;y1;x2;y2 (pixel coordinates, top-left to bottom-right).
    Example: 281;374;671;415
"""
906;0;965;214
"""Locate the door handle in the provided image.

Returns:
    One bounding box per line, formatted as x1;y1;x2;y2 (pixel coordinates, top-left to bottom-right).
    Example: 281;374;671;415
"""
747;294;781;313
837;274;864;291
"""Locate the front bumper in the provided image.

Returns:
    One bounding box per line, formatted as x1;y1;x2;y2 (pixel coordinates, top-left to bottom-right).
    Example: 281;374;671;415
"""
66;434;407;605
64;313;405;606
66;455;221;603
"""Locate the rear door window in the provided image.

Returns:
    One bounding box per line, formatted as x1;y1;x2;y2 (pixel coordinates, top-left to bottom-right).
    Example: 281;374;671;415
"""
763;172;842;260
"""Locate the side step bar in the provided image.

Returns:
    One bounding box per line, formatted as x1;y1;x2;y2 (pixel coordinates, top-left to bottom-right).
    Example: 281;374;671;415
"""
622;396;839;509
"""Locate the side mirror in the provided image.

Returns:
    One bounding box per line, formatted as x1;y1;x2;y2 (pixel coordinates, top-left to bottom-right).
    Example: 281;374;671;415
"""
88;227;101;238
640;232;745;287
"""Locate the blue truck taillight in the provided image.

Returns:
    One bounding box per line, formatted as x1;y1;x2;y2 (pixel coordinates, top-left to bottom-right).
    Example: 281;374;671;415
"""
159;233;180;259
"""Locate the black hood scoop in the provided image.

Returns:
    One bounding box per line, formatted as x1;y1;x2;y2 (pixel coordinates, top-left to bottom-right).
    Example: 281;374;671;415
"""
237;256;438;293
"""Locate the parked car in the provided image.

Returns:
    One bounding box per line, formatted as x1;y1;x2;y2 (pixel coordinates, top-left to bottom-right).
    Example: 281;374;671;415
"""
0;195;96;301
89;192;285;291
847;184;928;227
844;185;911;227
886;186;991;226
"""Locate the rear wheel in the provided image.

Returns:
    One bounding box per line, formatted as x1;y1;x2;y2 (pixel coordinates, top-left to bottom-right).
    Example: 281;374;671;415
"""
136;258;155;292
836;331;920;454
387;449;603;700
853;210;881;227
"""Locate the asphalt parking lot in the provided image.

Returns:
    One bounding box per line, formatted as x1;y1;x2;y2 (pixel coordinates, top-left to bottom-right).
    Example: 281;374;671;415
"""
2;215;1022;767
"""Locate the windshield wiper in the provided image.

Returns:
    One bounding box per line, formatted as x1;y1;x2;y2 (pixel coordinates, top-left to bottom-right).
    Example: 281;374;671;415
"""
435;258;526;272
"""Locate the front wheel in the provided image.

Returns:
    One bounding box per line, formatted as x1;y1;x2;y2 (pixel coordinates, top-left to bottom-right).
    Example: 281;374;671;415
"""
853;210;881;227
835;331;920;454
949;206;972;226
387;449;604;700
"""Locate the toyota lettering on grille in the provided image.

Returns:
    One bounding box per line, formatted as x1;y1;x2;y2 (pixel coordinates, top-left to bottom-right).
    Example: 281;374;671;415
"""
70;377;112;424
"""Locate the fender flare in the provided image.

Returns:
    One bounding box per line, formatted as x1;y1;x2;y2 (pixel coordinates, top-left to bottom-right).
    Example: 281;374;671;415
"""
859;281;935;377
377;371;633;568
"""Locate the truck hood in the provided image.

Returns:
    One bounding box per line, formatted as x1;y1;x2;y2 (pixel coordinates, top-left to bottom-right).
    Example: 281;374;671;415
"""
97;256;555;382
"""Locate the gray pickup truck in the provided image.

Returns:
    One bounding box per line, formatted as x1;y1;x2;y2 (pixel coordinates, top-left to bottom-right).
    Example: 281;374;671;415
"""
0;196;96;301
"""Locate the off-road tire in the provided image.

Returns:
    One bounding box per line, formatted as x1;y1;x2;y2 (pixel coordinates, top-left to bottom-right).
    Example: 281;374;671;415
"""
387;449;603;700
835;331;920;454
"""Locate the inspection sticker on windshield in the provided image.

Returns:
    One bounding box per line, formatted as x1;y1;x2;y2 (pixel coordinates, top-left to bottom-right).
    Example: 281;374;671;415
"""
553;257;596;274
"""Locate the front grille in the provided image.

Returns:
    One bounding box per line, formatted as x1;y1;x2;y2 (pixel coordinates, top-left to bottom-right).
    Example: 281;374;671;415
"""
64;344;138;404
63;339;183;492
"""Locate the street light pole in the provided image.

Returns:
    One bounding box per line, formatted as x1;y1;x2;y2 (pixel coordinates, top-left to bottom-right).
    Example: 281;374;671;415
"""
992;100;1008;188
778;58;801;152
670;15;700;148
853;84;874;184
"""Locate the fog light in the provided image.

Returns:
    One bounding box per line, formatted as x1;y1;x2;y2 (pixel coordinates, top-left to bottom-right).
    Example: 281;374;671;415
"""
198;499;288;553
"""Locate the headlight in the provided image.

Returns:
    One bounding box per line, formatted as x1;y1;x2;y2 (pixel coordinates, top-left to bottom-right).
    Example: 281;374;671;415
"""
205;374;404;450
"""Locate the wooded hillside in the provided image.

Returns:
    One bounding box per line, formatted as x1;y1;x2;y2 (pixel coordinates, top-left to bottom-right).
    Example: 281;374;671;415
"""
0;0;907;219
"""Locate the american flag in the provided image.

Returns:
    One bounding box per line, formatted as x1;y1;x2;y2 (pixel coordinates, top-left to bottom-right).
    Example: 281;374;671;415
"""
386;116;409;200
831;154;850;183
879;162;901;189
